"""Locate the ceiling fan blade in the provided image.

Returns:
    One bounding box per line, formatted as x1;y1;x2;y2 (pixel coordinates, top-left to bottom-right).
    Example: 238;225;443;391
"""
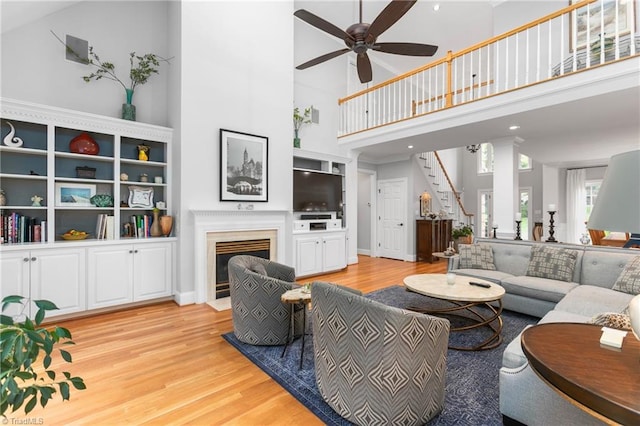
294;9;354;41
357;53;372;83
296;48;351;70
373;42;438;56
367;0;417;39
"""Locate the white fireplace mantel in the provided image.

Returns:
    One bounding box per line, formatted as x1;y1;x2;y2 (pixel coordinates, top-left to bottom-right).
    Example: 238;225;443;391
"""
191;209;290;304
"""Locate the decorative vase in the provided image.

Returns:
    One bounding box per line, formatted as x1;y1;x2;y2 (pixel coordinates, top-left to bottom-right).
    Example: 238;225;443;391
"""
122;88;136;121
137;144;150;161
0;189;6;206
159;215;173;237
293;129;300;148
69;132;99;155
532;222;543;241
150;209;163;237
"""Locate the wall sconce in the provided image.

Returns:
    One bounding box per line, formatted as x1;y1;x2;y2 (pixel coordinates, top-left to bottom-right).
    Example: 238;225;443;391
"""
466;144;481;153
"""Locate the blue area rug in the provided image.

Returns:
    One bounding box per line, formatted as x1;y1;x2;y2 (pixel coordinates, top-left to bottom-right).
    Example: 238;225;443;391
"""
222;285;538;425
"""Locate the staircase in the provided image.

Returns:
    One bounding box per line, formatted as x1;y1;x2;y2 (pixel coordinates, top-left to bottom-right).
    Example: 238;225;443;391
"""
418;151;473;227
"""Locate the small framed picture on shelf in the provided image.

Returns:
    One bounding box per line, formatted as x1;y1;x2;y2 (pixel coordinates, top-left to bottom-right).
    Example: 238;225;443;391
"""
220;128;268;202
128;186;154;208
55;182;96;206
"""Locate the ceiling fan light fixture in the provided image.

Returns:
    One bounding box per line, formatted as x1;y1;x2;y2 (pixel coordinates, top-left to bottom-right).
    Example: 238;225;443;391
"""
466;144;481;154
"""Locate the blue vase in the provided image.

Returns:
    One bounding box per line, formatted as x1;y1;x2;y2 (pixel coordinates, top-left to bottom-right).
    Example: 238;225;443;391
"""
122;89;136;121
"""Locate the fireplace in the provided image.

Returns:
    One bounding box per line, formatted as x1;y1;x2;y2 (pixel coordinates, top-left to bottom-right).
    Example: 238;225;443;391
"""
192;209;288;307
214;239;270;298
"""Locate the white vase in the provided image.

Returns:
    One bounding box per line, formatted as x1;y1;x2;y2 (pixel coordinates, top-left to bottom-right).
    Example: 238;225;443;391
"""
629;294;640;340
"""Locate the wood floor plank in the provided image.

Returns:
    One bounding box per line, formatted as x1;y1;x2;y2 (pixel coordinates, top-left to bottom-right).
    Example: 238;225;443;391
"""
6;255;445;425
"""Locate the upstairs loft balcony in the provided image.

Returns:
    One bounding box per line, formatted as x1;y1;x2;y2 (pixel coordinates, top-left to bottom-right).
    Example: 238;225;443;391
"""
337;0;640;161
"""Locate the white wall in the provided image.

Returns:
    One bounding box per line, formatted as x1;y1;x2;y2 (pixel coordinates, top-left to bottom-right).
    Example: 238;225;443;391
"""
177;1;294;297
1;1;171;126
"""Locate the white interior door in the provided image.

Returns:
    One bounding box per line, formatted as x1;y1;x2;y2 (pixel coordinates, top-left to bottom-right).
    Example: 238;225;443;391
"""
377;178;407;260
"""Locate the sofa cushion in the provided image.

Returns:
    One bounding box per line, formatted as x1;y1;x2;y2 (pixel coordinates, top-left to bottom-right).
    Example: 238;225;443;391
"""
555;285;635;317
454;269;515;284
612;255;640;295
588;312;632;330
458;243;496;270
581;250;639;288
501;275;578;303
525;245;578;282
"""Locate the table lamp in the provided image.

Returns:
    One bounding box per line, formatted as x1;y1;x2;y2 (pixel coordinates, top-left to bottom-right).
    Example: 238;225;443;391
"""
587;150;640;340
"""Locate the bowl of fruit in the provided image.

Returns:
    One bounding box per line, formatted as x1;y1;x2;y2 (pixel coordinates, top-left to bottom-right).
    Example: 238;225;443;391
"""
61;229;89;240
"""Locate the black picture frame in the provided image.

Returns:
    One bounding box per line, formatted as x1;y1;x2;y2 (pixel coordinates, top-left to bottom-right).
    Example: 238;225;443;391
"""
220;129;268;202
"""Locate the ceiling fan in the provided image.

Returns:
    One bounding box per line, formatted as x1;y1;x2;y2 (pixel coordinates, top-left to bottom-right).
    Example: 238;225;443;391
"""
295;0;438;84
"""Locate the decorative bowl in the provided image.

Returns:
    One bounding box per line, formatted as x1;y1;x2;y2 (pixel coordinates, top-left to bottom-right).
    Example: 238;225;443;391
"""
90;194;114;207
61;232;89;240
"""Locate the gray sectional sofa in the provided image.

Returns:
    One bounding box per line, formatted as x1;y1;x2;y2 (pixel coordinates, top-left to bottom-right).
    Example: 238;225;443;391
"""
448;239;638;425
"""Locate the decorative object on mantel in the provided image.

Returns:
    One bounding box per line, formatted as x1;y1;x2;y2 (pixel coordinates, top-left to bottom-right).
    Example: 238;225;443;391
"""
492;225;498;239
137;143;150;161
514;212;522;240
52;31;172;122
30;195;43;207
546;205;557;242
293;106;312;148
466;144;481;153
90;194;114;208
69;132;99;155
2;121;24;147
220;129;268;203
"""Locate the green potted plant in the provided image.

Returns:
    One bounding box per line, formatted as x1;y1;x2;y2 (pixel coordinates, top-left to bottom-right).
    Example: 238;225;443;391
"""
0;295;86;416
452;224;474;250
293;106;312;148
52;31;171;121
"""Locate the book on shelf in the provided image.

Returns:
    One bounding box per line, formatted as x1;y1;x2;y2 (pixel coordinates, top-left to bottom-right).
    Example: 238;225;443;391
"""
0;211;45;244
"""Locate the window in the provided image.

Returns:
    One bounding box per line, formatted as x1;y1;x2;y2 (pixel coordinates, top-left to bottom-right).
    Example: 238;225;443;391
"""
585;180;601;219
477;143;531;173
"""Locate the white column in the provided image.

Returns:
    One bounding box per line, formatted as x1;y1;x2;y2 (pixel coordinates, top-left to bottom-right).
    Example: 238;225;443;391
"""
492;137;523;238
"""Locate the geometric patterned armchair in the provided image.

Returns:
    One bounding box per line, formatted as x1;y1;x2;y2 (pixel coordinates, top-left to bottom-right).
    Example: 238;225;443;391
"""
311;281;450;425
228;255;303;345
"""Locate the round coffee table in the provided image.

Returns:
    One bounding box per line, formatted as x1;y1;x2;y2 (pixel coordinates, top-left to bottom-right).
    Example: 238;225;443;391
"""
403;273;505;351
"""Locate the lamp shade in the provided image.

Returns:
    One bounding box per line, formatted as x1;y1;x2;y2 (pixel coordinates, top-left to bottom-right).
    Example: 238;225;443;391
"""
587;150;640;234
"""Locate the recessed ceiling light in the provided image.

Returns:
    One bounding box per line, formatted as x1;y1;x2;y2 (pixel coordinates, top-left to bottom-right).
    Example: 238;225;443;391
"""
408;145;414;149
509;125;520;130
433;4;440;11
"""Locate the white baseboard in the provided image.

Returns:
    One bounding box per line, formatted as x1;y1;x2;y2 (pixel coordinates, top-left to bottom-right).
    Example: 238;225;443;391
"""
357;248;371;256
173;291;196;306
348;255;359;264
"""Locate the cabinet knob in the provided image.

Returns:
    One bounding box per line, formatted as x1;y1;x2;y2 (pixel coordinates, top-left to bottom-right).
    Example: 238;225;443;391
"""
134;250;138;254
129;250;134;254
31;257;36;261
23;258;29;262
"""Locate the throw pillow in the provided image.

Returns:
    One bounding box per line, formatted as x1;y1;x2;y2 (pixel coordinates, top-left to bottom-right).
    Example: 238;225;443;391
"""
250;263;268;276
525;245;578;282
612;256;640;295
458;244;496;270
588;312;632;331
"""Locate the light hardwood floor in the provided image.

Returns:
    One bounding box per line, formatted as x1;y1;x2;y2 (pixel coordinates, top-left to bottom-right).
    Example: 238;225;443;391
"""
13;255;446;425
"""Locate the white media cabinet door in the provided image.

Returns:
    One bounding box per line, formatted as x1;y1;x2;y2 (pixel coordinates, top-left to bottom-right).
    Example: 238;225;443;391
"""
294;235;323;276
322;233;347;272
0;251;31;317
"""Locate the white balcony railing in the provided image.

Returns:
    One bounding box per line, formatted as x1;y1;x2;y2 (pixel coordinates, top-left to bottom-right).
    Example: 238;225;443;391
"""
338;0;639;137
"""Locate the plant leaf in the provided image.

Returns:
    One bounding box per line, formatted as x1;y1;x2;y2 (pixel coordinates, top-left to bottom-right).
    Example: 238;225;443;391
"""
24;394;37;414
59;382;70;401
60;350;72;363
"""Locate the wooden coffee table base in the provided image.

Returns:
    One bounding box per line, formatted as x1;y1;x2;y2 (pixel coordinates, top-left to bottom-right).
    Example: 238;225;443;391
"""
408;297;504;351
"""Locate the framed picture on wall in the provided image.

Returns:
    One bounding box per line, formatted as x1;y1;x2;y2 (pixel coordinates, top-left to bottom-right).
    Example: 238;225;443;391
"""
570;0;635;51
220;129;268;202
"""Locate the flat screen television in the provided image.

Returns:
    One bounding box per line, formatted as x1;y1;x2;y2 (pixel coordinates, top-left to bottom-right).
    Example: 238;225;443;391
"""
293;169;343;212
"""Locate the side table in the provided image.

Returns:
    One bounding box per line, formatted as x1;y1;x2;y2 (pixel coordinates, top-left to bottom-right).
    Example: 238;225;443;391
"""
281;287;311;369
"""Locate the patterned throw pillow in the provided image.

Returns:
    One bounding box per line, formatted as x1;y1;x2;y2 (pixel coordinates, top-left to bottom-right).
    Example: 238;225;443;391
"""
612;256;640;295
588;312;632;331
458;244;496;270
525;245;578;282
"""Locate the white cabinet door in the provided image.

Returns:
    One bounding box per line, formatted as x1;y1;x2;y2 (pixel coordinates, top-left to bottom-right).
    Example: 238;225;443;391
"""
295;235;322;276
0;250;31;317
322;233;347;272
31;248;86;318
87;245;134;309
133;242;172;301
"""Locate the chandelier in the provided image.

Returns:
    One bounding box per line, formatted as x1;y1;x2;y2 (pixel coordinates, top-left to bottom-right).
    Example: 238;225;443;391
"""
466;144;481;153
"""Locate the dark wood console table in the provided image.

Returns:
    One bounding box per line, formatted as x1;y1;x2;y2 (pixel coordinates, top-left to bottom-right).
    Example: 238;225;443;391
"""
416;219;452;263
521;323;640;425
